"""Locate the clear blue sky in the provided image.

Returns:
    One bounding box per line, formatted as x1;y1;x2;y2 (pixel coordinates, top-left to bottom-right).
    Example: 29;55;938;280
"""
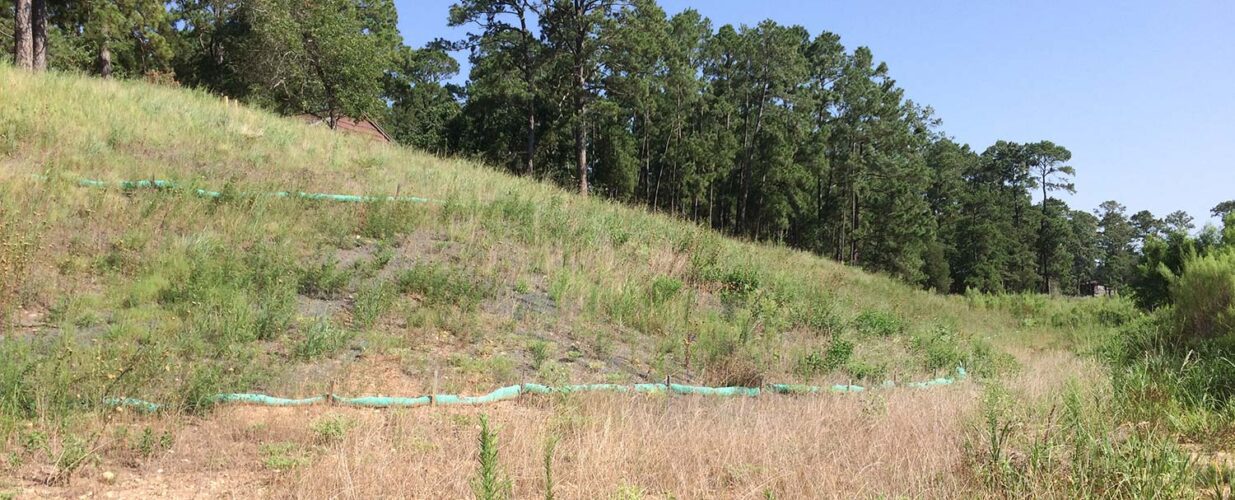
398;0;1235;226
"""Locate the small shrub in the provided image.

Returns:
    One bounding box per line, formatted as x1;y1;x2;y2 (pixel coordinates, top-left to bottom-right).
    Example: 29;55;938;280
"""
260;442;308;471
845;360;887;382
299;260;350;299
293;319;353;360
852;310;905;337
135;427;173;458
528;340;552;370
471;415;511;500
797;337;853;377
311;415;354;445
353;280;395;328
397;263;494;311
912;326;964;372
1171;250;1235;341
649;276;683;305
720;268;760;299
796;306;843;336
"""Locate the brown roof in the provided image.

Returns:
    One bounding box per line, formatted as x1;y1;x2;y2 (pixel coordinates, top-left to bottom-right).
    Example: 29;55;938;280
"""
296;113;393;143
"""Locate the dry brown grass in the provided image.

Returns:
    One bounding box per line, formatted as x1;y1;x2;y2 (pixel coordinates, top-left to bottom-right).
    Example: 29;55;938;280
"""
16;388;975;499
12;350;1105;499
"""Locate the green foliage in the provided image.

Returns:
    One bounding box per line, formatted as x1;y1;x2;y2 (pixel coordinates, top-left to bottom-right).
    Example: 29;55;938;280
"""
542;436;558;500
299;259;350;299
852;310;905;337
311;415;355;445
260;442;309;471
527;340;552;371
911;326;964;372
293;319;353;360
1170;250;1235;341
648;276;683;305
353;280;396;328
397;262;494;311
472;414;511;500
241;0;395;120
797;337;853;377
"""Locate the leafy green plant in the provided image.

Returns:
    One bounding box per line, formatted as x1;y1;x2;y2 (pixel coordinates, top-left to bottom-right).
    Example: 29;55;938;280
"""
299;259;350;299
649;276;683;305
293;319;353;360
397;262;494;311
528;340;552;370
260;442;308;471
353;280;395;328
472;415;511;500
311;414;354;445
852;310;905;337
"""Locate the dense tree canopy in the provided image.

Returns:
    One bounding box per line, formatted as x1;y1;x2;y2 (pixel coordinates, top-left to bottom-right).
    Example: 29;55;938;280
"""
8;0;1226;300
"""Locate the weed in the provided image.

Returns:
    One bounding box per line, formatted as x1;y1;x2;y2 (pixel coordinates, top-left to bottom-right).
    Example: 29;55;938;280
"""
260;442;309;471
852;310;904;337
293;319;353;359
528;340;552;370
311;415;354;445
353;280;396;328
649;276;683;305
397;262;494;311
299;259;350;299
471;415;511;500
135;427;173;458
543;436;558;500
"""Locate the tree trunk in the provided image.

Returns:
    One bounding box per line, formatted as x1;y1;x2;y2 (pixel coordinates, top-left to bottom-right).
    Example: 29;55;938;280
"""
576;117;588;195
525;104;536;176
575;59;588;195
31;0;46;70
13;0;32;69
96;43;113;78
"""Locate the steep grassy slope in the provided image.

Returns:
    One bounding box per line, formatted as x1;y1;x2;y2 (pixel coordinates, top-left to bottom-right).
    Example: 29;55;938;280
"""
0;66;1056;413
1;65;1184;499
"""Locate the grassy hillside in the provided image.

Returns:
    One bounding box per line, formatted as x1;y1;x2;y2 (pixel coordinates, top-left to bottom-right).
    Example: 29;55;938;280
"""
0;66;1165;497
0;64;1053;404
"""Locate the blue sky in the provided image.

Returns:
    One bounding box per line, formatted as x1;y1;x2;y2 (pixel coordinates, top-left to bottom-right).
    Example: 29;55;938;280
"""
398;0;1235;226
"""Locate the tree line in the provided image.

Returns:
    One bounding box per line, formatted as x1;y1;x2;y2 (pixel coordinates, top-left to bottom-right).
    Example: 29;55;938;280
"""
5;0;1232;298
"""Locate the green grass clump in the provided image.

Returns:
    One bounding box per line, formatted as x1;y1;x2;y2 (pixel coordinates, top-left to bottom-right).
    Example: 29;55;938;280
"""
397;262;494;311
260;442;309;471
293;319;353;360
298;259;350;299
852;310;905;337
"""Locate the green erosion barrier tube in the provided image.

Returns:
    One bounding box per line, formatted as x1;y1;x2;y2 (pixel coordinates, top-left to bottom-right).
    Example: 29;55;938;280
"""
432;385;522;406
104;367;969;413
669;384;760;397
334;395;432;408
76;178;435;204
212;394;324;406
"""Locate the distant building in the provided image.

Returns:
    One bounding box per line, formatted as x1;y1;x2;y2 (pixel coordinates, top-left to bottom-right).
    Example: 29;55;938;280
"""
1080;281;1108;297
296;113;393;143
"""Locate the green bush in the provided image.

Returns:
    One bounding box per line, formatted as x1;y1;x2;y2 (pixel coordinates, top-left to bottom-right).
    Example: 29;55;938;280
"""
397;262;494;311
299;259;350;299
1171;250;1235;341
648;276;683;305
293;319;353;360
912;326;964;372
845;359;887;382
353;280;396;328
797;337;853;377
852;310;905;337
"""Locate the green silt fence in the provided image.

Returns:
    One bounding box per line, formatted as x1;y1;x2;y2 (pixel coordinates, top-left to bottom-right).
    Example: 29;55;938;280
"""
75;177;436;204
104;367;968;412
